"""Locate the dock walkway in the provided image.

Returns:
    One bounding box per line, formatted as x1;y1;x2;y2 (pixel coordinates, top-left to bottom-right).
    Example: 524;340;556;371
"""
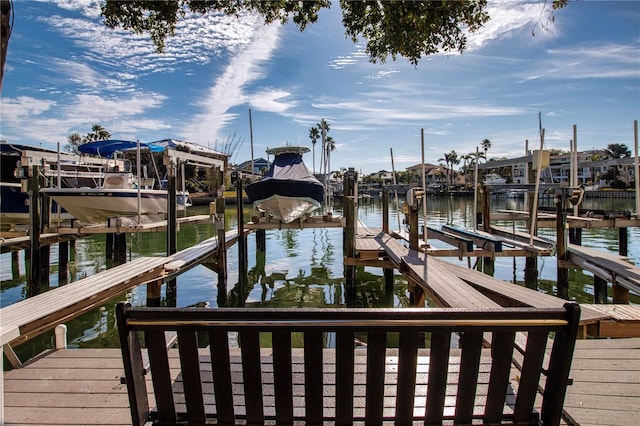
0;230;241;366
3;339;638;425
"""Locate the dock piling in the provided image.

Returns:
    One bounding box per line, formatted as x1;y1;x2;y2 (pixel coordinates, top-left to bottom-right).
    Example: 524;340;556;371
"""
28;164;41;296
166;161;178;301
215;197;228;306
58;241;68;284
556;191;569;299
343;168;358;298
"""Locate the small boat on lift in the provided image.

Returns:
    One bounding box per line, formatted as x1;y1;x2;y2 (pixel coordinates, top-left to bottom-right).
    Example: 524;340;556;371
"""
245;145;324;223
41;140;191;225
483;173;507;185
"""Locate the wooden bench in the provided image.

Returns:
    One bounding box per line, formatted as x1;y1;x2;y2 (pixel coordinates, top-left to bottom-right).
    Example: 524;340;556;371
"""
117;302;580;425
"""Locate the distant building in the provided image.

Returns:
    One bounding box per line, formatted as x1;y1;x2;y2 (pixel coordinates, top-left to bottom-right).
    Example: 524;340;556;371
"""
236;157;269;176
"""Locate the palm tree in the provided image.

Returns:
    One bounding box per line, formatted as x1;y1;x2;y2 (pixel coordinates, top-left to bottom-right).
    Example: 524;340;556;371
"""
317;119;330;175
325;135;336;179
309;126;319;174
460;153;475;188
438;150;459;188
481;138;492;158
84;124;111;142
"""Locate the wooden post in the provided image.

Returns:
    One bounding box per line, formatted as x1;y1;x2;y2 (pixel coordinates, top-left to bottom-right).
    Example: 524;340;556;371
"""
524;159;538;289
235;173;247;280
619;228;628;257
166;163;178;304
556;192;569;300
115;233;127;265
594;275;608;304
256;229;266;251
570;228;582;245
383;268;394;291
216;197;227;307
481;185;494;274
146;280;163;307
40;244;50;287
382;190;389;234
28;165;41;297
58;241;68;284
106;233;114;261
343;168;357;298
408;278;425;307
381;190;394;289
11;251;20;280
612;282;630;304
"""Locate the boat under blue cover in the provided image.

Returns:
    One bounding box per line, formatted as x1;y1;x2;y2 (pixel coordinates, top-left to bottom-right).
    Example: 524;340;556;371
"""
245;146;324;223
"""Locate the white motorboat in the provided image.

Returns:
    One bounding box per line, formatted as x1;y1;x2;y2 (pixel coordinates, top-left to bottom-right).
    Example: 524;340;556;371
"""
245;145;324;223
483;173;507;185
40;140;190;225
41;171;190;224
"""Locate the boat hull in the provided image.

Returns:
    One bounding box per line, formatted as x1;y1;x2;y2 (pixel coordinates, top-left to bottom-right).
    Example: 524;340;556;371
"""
41;188;189;224
253;194;321;224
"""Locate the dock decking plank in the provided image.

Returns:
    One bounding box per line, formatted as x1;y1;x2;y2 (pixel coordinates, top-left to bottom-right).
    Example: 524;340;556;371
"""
4;340;639;425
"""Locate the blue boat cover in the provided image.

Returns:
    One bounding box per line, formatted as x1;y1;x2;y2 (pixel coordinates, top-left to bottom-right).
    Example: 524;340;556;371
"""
246;151;324;203
78;140;164;158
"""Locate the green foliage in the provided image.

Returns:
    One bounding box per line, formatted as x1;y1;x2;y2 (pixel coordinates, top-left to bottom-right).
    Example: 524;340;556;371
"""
102;0;328;53
64;124;111;154
101;0;490;64
605;143;631;158
548;148;567;156
339;0;489;65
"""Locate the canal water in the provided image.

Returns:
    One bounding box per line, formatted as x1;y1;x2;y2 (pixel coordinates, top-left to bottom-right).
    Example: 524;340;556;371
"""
1;195;638;361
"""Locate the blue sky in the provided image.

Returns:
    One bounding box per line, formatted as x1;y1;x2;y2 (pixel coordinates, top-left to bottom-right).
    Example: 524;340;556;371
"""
1;0;639;174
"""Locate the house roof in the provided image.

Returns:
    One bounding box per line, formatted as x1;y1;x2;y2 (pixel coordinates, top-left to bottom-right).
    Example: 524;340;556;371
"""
406;163;441;172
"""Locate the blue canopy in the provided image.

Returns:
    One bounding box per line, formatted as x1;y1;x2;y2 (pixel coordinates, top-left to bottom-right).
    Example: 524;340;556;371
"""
78;140;164;158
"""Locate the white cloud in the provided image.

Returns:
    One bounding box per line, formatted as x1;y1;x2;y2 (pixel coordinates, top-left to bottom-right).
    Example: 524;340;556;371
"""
181;23;281;143
249;89;295;113
466;0;558;51
1;96;56;120
44;7;262;79
0;93;168;146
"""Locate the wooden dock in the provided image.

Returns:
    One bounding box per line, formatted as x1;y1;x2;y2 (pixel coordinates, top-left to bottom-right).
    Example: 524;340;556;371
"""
352;226;640;338
0;229;243;367
2;338;638;425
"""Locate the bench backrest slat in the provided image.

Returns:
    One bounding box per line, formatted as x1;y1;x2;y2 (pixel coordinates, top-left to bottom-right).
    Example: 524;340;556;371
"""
208;331;235;424
303;332;324;424
117;303;580;426
425;331;451;423
365;331;387;423
484;331;516;423
514;330;548;423
177;330;206;423
239;331;264;425
335;331;355;423
456;331;484;424
273;331;294;424
395;331;420;425
145;330;176;422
